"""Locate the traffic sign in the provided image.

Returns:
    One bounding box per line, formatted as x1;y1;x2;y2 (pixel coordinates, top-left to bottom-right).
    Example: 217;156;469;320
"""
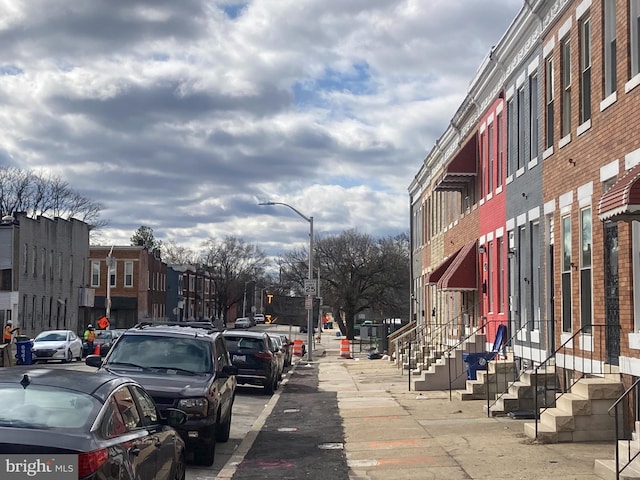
304;279;316;295
305;297;313;309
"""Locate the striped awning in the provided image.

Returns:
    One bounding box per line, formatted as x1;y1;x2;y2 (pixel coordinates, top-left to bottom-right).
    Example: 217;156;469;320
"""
598;163;640;221
437;241;478;291
426;248;461;285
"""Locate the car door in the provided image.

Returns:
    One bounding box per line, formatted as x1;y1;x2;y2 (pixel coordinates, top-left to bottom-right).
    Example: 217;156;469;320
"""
214;336;236;420
130;385;177;480
113;386;159;480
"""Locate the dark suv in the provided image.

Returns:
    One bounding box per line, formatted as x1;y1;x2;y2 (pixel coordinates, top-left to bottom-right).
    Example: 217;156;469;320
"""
86;323;237;466
222;330;279;394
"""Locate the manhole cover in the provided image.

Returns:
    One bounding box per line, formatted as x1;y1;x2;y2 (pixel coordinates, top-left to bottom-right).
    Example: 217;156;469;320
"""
318;443;344;450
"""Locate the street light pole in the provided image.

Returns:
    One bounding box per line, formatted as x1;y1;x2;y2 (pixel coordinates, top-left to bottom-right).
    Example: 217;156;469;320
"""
259;201;314;362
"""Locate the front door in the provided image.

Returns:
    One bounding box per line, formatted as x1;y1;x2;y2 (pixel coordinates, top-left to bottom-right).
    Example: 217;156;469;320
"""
604;221;620;366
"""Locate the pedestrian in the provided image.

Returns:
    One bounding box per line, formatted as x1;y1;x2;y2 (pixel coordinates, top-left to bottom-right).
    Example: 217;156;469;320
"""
83;324;96;355
3;321;18;344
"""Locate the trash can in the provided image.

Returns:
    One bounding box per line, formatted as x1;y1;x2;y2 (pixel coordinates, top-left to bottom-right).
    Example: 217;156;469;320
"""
16;339;33;366
462;352;497;380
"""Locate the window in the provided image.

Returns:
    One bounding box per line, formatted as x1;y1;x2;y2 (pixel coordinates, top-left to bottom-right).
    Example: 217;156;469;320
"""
631;0;640;77
101;397;128;438
497;112;503;187
579;16;591;124
49;250;53;279
580;208;592;332
604;1;617;95
562;215;572;332
57;252;62;280
23;244;28;274
113;387;142;430
125;261;133;287
488;124;494;192
561;38;571;137
498;236;505;313
545;57;555;148
130;386;158;425
529;73;539;159
91;260;100;287
517;87;525;169
480;132;486;198
109;261;116;287
531;222;541;330
507;98;516;176
32;246;37;277
31;295;36;330
487;242;494;313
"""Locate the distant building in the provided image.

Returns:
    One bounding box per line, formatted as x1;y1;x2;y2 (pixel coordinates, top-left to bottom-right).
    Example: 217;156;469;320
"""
88;245;167;329
0;212;90;338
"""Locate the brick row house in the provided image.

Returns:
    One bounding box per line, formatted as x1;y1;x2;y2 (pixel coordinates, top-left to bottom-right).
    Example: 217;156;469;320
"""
407;0;640;455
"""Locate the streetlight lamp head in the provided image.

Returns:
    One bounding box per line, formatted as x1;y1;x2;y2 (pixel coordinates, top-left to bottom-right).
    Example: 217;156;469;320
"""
258;201;275;206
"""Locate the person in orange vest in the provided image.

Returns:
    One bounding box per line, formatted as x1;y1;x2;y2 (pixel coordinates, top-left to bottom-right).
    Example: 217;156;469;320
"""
3;321;18;344
83;325;96;355
96;316;110;330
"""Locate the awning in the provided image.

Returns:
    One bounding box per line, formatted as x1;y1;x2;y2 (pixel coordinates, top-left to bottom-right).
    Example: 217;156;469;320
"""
437;241;478;291
434;136;478;192
426;248;461;285
598;162;640;221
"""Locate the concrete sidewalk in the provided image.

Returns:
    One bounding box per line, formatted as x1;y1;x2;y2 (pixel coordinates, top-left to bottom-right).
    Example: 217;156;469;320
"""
220;333;612;479
319;335;609;480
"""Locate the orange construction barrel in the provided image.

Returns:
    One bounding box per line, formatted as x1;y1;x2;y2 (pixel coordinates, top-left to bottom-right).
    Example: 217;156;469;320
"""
340;339;351;358
293;339;304;356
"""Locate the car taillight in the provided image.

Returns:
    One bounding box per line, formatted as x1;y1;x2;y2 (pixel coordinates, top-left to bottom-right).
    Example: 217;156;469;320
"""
78;448;109;478
255;351;272;359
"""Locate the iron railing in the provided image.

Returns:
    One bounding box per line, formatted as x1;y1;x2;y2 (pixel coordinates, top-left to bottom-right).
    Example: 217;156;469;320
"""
608;377;640;479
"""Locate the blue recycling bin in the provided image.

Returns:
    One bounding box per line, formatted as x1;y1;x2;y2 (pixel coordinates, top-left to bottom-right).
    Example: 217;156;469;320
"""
16;339;33;365
462;352;497;380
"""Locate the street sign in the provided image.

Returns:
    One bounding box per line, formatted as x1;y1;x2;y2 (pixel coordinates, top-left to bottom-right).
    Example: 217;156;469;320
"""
304;279;316;295
305;297;313;310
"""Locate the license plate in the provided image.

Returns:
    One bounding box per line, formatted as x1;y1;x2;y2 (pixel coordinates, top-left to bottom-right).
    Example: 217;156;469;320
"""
233;355;246;363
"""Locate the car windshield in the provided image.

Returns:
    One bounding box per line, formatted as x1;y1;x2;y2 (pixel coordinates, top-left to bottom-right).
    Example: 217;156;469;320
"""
35;332;67;342
107;335;213;374
94;331;112;340
0;384;99;430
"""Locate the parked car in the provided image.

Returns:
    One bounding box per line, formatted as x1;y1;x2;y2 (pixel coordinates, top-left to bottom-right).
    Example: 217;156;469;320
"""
234;317;252;329
270;335;285;379
278;334;294;367
253;314;266;324
83;329;117;357
31;330;83;363
0;367;187;480
86;323;237;466
222;331;279;394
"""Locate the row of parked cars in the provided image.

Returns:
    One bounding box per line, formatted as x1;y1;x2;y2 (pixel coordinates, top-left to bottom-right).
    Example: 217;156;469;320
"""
0;320;296;480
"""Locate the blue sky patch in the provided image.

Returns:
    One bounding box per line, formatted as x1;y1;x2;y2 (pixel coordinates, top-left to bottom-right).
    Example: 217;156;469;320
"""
221;3;247;19
1;65;23;76
293;62;374;108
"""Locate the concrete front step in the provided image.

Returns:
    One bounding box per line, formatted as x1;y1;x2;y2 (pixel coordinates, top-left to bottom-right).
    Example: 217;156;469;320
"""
594;459;640;480
523;377;624;444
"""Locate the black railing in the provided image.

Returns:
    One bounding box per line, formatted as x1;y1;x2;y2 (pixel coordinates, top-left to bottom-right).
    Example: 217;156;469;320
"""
608;377;640;480
533;323;619;439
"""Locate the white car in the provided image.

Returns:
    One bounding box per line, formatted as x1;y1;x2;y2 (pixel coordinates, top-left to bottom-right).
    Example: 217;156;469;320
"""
254;314;266;324
31;330;83;363
234;317;251;329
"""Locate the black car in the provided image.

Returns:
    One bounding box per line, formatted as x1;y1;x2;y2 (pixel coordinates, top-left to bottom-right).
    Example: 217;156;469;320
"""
222;330;280;394
86;323;237;466
0;368;187;480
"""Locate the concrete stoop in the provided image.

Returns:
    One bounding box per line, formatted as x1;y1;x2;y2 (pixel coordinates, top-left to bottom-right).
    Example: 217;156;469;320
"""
594;440;640;480
481;368;558;416
457;359;517;401
523;377;624;444
412;348;468;391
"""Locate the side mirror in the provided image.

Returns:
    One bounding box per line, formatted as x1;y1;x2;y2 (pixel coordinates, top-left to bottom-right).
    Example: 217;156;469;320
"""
85;355;103;368
164;408;188;427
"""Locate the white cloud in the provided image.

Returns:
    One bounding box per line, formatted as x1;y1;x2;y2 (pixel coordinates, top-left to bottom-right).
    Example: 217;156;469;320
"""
0;0;522;259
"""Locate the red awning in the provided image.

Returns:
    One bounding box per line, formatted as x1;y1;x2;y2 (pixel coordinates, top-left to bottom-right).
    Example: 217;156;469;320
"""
437;241;477;291
434;136;478;192
598;163;640;221
426;248;461;285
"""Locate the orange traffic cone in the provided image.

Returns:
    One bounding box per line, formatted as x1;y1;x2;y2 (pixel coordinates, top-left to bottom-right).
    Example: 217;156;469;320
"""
340;339;351;359
94;345;100;356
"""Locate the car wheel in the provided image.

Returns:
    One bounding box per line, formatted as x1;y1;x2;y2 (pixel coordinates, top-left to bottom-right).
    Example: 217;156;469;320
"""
216;406;232;443
63;349;72;363
193;427;216;466
174;450;186;480
264;376;275;395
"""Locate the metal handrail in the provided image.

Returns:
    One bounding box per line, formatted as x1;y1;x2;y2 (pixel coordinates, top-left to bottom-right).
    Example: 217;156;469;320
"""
608;377;640;479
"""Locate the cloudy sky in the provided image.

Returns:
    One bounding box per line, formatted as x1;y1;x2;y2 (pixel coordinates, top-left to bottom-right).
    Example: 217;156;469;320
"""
0;0;522;258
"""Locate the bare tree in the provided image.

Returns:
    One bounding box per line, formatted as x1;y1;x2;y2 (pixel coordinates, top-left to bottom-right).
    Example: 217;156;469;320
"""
200;236;270;325
281;229;410;339
0;166;105;229
162;239;197;265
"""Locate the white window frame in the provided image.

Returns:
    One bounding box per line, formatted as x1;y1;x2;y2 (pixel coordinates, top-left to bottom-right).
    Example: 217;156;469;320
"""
91;260;100;287
124;261;134;288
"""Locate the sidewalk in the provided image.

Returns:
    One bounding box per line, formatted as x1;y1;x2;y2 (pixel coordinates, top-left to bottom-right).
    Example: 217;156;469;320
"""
219;334;611;480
